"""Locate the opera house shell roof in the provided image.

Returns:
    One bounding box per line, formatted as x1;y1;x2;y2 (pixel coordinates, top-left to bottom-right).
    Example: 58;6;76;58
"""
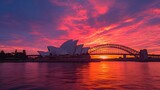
38;40;90;57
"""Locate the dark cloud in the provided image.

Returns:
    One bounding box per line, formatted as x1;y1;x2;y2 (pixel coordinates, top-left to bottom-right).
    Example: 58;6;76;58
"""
0;0;68;47
146;17;160;25
118;0;158;15
0;0;159;53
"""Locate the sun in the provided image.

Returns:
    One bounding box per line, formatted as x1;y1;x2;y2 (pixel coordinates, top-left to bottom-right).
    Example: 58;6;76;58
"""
99;55;108;59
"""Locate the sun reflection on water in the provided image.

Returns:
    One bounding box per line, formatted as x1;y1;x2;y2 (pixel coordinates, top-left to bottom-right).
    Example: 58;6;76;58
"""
1;62;160;89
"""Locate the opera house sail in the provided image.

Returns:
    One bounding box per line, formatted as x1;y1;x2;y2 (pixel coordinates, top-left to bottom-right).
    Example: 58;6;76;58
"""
47;46;68;55
60;40;78;55
37;51;50;57
38;40;90;58
81;47;90;54
74;44;83;55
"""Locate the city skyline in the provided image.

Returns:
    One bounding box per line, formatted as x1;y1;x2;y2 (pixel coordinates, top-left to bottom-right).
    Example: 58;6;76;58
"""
0;0;160;54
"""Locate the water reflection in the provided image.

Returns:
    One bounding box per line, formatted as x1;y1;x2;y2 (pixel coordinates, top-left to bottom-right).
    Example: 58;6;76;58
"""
0;62;160;89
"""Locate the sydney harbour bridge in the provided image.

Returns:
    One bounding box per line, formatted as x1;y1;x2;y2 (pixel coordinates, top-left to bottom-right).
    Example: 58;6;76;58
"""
88;44;160;60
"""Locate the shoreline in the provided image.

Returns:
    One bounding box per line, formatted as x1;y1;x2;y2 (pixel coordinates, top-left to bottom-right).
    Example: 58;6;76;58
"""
1;58;160;63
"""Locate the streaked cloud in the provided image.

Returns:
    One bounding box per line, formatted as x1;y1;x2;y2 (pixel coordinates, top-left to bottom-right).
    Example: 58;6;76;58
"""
0;0;159;54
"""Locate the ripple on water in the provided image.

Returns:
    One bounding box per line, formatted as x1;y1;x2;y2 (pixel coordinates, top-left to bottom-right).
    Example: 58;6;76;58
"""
0;62;160;90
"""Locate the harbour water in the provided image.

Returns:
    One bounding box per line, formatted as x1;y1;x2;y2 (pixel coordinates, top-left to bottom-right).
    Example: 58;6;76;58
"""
0;61;160;90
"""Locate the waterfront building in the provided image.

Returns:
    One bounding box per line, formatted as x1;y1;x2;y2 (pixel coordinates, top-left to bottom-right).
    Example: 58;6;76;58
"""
0;50;28;60
38;40;90;57
140;49;148;61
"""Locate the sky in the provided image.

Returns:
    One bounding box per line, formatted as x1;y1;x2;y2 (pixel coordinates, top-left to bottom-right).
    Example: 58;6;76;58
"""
0;0;160;54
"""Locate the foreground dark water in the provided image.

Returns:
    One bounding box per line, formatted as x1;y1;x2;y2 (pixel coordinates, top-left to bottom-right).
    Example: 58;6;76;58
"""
0;62;160;90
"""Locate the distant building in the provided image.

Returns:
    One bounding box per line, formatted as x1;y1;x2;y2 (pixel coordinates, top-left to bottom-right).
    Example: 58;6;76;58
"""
0;50;5;59
38;40;90;57
0;50;28;60
14;50;27;59
140;49;148;61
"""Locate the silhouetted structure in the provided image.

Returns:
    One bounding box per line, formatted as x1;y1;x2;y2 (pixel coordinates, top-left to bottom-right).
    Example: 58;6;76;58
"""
89;44;139;58
1;43;160;62
89;44;160;61
0;50;28;60
140;49;148;61
0;50;5;59
38;39;90;58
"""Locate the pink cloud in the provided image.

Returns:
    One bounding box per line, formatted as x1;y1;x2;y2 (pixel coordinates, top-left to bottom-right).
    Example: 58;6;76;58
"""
88;0;115;16
1;0;160;54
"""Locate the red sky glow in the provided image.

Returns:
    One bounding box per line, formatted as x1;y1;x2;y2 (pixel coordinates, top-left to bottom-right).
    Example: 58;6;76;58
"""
0;0;160;54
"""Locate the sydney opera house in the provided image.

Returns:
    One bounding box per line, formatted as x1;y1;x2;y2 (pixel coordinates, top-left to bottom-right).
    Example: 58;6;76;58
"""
38;40;90;58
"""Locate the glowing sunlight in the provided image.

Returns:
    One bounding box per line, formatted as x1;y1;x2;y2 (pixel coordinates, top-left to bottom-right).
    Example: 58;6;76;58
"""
99;55;108;59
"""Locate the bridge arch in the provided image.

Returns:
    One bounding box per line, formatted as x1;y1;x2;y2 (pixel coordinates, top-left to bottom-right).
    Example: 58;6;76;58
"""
89;44;139;57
